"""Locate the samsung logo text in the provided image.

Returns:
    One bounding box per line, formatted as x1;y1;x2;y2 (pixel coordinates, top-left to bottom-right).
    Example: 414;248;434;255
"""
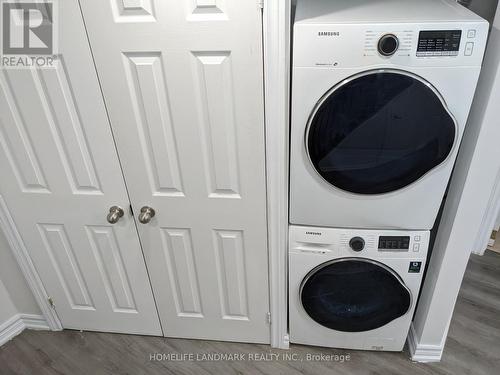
318;31;340;37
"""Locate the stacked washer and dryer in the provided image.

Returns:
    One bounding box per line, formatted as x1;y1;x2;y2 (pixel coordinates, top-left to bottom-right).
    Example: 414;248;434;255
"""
289;0;488;351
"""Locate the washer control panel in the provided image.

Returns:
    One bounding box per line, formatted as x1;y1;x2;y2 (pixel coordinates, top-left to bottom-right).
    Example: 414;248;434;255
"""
416;30;462;57
289;226;430;258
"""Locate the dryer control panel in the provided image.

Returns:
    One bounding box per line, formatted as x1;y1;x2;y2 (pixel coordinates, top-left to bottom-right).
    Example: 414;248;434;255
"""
293;21;488;69
416;30;462;56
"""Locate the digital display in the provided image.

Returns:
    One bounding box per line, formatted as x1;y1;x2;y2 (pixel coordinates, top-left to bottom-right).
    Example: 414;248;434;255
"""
378;236;410;251
417;30;462;56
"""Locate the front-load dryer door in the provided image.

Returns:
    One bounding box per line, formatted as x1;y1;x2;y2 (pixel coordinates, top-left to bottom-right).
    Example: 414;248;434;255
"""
300;258;411;332
306;70;456;195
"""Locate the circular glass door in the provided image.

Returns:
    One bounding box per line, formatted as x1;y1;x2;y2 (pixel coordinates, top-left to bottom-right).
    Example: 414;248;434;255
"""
306;70;456;194
300;258;411;332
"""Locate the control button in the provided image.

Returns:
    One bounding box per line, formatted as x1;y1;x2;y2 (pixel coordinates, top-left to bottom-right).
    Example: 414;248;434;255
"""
467;29;476;38
465;42;474;56
414;235;421;242
378;34;399;56
409;261;422;273
413;243;420;252
349;237;365;252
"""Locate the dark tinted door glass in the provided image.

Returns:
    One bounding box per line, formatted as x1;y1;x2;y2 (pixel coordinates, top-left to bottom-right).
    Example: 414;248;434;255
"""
307;71;455;194
301;259;411;332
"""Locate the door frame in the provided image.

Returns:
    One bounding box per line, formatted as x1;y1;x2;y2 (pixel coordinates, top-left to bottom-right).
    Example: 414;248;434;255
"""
263;0;291;349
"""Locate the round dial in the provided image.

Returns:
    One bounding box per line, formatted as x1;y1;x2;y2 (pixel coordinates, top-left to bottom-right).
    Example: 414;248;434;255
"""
349;237;365;252
378;34;399;56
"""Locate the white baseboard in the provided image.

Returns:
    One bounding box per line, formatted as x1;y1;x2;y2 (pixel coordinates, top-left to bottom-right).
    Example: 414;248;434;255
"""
0;314;49;347
0;315;25;347
407;323;444;362
20;314;51;330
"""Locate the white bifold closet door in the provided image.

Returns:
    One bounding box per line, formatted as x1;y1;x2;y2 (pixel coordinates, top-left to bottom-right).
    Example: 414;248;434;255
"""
0;0;161;335
79;0;271;343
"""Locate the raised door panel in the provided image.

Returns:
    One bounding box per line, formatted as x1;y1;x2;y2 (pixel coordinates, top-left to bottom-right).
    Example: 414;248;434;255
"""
192;52;241;198
0;72;49;193
160;228;203;317
1;65;104;196
122;52;184;196
213;230;249;319
36;60;102;194
188;0;228;21
86;226;138;312
111;0;156;22
38;224;95;310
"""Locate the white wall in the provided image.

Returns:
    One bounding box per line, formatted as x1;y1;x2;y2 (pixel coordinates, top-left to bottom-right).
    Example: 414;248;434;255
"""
0;229;41;317
411;3;500;361
0;226;44;345
0;228;49;346
0;260;21;346
461;0;499;24
0;278;17;325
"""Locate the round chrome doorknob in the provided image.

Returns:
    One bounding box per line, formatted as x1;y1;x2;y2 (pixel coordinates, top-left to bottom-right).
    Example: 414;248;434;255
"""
107;206;124;224
138;206;156;224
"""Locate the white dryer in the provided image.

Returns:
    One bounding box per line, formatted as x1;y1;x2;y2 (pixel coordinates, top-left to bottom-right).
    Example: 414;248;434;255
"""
289;225;430;351
290;0;489;229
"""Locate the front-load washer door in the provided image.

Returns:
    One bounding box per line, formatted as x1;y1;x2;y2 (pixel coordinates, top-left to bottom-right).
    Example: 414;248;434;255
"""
300;258;411;332
306;70;456;195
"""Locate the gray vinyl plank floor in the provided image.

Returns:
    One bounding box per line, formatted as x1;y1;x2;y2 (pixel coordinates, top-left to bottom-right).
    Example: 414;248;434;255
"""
1;251;499;375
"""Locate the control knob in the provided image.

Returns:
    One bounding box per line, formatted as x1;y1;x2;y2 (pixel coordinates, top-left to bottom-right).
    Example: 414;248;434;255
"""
349;237;365;252
378;34;399;56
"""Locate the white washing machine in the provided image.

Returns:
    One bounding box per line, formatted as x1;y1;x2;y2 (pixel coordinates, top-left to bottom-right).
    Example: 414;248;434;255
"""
289;225;430;351
290;0;489;230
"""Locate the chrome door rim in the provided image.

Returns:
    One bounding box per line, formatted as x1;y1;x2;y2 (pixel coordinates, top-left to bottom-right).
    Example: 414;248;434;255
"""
299;257;413;323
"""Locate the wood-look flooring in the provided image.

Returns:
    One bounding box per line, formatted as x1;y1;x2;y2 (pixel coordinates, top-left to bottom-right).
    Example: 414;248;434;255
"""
487;231;500;254
1;251;499;375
